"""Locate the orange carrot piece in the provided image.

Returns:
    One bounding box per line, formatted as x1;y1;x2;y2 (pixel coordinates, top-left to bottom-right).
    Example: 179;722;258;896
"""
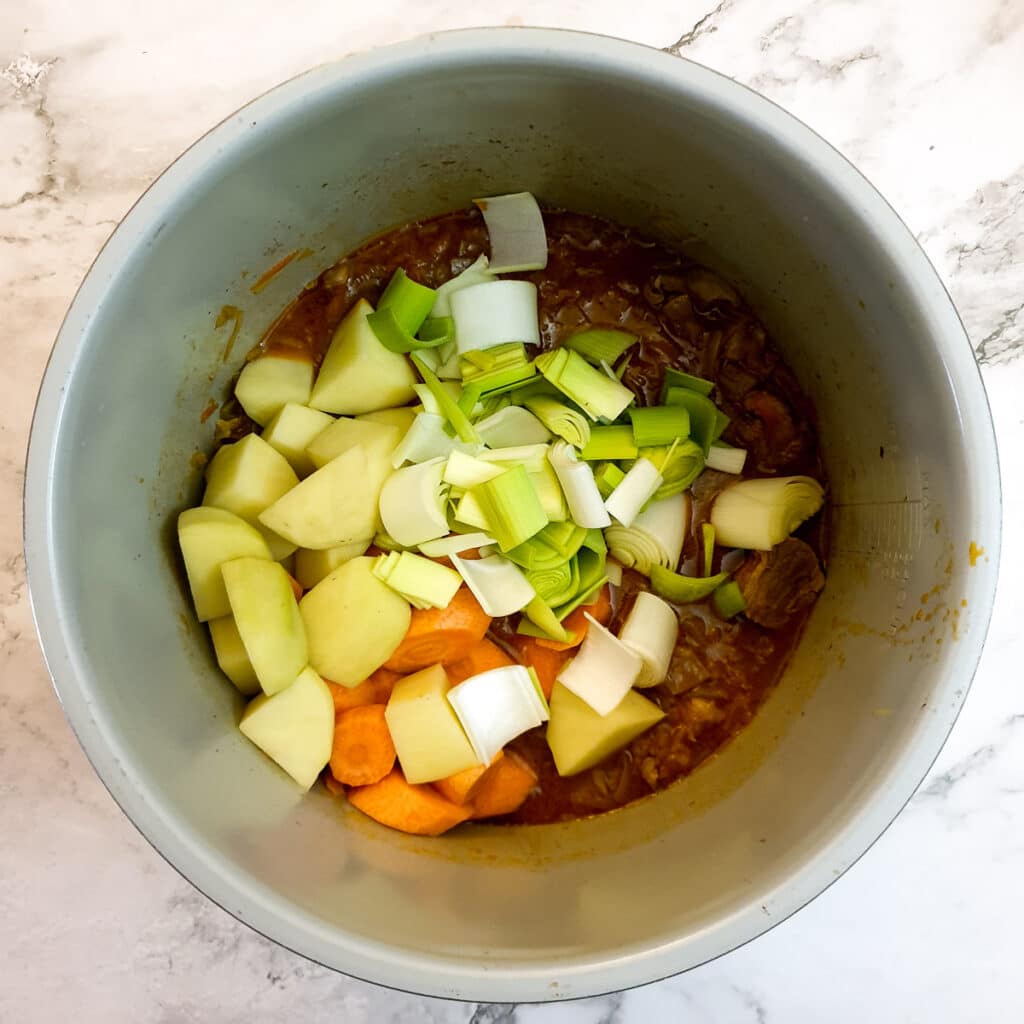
536;585;613;651
433;751;506;805
329;704;396;786
326;669;399;716
348;769;472;836
471;751;538;819
444;638;515;686
286;572;304;601
383;587;491;672
508;636;570;700
323;773;346;798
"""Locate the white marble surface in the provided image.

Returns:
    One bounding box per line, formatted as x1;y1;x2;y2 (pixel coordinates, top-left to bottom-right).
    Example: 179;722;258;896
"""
1;1;1022;1020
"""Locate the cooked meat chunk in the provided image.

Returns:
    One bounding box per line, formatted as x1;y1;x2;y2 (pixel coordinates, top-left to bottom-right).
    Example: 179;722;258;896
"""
735;537;824;629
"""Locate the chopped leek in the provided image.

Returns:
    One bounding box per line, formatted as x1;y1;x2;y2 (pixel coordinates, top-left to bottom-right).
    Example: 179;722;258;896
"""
605;559;624;587
535;349;634;422
373;551;461;609
377;268;436;334
450;553;535;616
411;354;480;444
472;464;548;551
710;476;825;550
662;367;714;397
450;280;541;353
617;591;678;687
378;458;449;546
628;406;691;447
593;461;626;499
522;594;575;643
713;580;747;618
640;439;705;499
581;426;638;462
547;441;611;529
564;328;637;366
605;492;688;576
367;307;448;354
702;522;716;577
528;459;569;522
604;458;663;527
392;412;476;467
556;613;643;716
442;450;503;489
474;192;548;273
459;362;538;400
705;442;748;475
663;387;721;454
522;395;591;449
479;443;549;473
460;342;529;380
372;532;407;553
505;522;587;570
553;574;609;622
417;316;454;347
526;559;577;607
431;254;497;318
412;380;461;417
453;491;491;531
418;531;495;557
447;664;549;765
650;565;728;603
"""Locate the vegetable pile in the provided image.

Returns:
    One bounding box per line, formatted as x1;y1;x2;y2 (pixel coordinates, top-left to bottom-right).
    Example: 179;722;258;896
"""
178;193;825;835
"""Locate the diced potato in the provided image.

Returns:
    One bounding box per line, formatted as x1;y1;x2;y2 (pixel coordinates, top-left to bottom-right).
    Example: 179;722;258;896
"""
261;403;335;477
309;299;417;415
235;354;314;426
299;556;411;685
258;446;376;549
202;434;299;560
294;540;371;590
546;683;664;777
359;407;417;435
385;664;480;784
208;615;260;695
222;557;307;695
239;666;334;789
177;507;272;622
306;416;401;471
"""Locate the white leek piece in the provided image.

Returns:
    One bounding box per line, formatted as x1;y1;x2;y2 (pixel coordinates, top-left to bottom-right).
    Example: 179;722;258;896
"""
453;491;491;531
450;280;541;353
435;342;463;380
710;476;824;551
373;550;461;609
604;458;663;527
547;441;611;528
443;450;503;489
447;665;549;764
475;406;551;448
605;492;688;576
474;192;548;273
605;559;624;587
556;613;643;716
431;254;498;317
379;458;449;546
479;443;550;473
705;442;748;475
412;381;462;417
617;591;678;687
450;553;535;616
392;412;478;467
418;532;496;558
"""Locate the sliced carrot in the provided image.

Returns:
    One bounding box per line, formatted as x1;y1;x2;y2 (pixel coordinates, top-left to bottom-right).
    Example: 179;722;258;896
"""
536;584;613;651
348;769;472;836
383;587;491;672
471;751;538;819
508;635;570;700
329;704;396;786
286;572;304;601
433;751;505;805
323;773;346;798
444;638;515;686
326;669;399;715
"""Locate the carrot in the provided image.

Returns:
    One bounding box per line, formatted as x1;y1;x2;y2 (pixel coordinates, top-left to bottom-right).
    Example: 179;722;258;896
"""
326;669;399;715
508;635;570;700
536;584;613;651
433;752;505;805
471;751;538;819
348;769;472;836
286;572;304;601
329;704;396;786
323;773;346;798
444;638;515;686
383;587;491;672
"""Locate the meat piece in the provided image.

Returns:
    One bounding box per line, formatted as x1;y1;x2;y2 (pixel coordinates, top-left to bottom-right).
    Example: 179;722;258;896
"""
731;389;811;472
714;319;777;401
735;538;824;629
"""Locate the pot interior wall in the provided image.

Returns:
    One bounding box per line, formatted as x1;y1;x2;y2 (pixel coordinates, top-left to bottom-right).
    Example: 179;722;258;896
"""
46;44;987;980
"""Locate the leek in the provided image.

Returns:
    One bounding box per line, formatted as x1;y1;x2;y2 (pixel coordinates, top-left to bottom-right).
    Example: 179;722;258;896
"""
605;559;624;587
450;553;535;616
702;522;716;577
450;280;541;352
479;443;550;473
411;354;480;444
604;458;663;528
664;387;721;454
526;559;577;607
447;664;549;765
593;461;626;499
705;442;747;474
379;458;449;546
373;550;461;609
650;565;728;604
417;316;454;347
453;491;491;531
662;367;714;397
556;613;643;716
536;348;635;422
460;342;528;380
618;591;679;687
418;531;495;558
628;406;691;447
713;580;747;619
604;492;688;576
710;476;825;550
522;395;591;449
442;450;503;489
529;460;569;522
474;192;548;273
459;363;537;400
392;412;476;467
547;441;611;528
640;439;705;499
581;426;638;461
367;307;447;354
522;594;575;644
412;380;461;417
564;328;637;366
505;522;587;571
431;254;497;318
372;533;407;553
377;268;436;333
472;464;548;551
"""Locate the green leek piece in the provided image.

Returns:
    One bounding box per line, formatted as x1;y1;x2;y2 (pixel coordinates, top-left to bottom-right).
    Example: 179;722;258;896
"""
564;328;637;366
553;575;608;621
453;490;491;531
650;565;728;604
478;443;550;473
460;343;528;380
713;409;730;442
593;461;626;499
526;559;577;607
505;522;587;570
460;362;537;400
442;450;502;489
640;440;705;500
378;268;436;334
522;595;575;644
702;522;716;577
368;307;448;354
411;353;480;444
615;350;634;380
713;580;747;619
417;316;454;346
517;614;576;644
535;348;635;422
472;464;548;551
581;426;638;461
523;395;591;449
373;532;408;553
373;550;461;609
662;367;714;398
541;521;589;557
664;386;722;454
581;527;607;556
628;406;691;447
529;460;569;522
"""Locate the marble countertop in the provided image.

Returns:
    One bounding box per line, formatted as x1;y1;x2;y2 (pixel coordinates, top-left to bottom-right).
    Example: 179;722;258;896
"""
2;1;1021;1020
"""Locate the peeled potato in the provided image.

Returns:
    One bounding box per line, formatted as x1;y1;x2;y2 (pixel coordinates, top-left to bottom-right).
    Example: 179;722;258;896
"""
208;615;261;695
235;355;314;426
293;540;371;590
261;403;335;477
